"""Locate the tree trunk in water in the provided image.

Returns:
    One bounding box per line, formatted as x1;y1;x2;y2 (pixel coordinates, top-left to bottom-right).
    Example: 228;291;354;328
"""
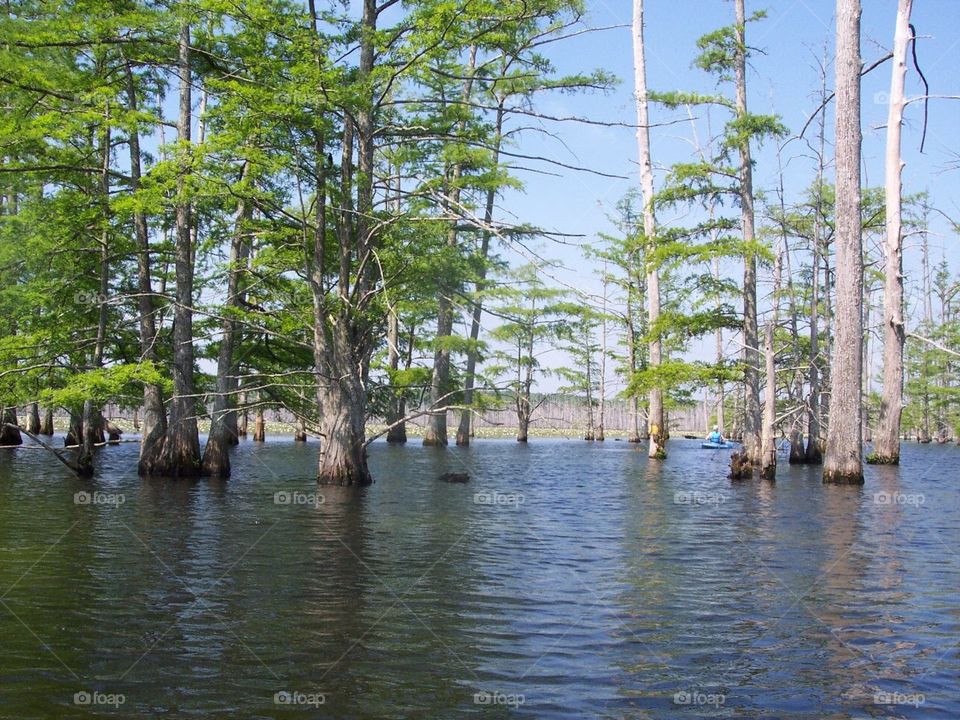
253;408;265;442
78;400;96;476
125;60;167;474
65;411;82;450
714;255;726;434
386;401;407;443
27;402;40;435
871;0;911;465
633;0;665;459
145;21;202;478
305;1;375;486
626;261;643;443
598;270;607;442
824;0;864;484
385;307;407;443
316;338;370;485
584;331;595;441
806;68;828;466
294;417;307;442
201;163;252;476
455;227;494;446
516;333;534;443
423;296;452;446
0;407;21;446
40;407;54;436
734;0;761;469
760;242;782;480
426;47;477;447
457;99;503;446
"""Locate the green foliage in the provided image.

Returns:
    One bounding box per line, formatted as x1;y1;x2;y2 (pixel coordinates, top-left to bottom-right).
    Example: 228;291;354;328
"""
41;362;170;411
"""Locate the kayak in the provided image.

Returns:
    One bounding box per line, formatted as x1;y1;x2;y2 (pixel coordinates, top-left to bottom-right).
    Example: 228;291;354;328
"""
701;441;734;449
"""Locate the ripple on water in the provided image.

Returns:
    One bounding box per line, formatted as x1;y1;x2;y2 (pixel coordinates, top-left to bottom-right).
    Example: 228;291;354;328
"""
0;437;957;718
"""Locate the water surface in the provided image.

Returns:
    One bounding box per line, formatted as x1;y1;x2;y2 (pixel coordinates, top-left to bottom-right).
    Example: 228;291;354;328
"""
0;437;957;718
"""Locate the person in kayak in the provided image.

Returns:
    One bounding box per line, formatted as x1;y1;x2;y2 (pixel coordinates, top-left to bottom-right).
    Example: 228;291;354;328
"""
706;426;724;444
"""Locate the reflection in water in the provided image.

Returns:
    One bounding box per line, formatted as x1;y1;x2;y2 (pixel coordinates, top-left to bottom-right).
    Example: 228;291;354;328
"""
0;437;957;718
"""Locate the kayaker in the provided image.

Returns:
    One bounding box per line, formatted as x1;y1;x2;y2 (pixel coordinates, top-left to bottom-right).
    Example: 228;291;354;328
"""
706;426;724;444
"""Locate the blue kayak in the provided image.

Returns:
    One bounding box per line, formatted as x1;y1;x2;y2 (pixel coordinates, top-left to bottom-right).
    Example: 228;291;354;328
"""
701;441;734;449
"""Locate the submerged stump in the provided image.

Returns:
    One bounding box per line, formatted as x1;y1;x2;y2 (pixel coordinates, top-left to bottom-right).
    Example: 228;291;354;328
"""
438;472;469;483
729;450;753;480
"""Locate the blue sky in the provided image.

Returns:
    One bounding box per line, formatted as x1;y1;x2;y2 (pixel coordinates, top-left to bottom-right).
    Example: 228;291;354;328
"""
496;0;959;293
483;0;959;393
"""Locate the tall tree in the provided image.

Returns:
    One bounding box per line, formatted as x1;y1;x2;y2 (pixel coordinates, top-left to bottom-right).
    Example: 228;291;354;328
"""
201;162;252;477
124;57;168;475
733;0;761;469
143;18;202;477
823;0;864;484
632;0;665;459
871;0;913;465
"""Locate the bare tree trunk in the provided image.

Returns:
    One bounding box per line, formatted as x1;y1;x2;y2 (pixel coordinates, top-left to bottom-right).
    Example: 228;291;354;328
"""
783;240;806;464
625;278;642;443
824;0;864;484
735;0;761;469
633;0;665;459
294;417;307;442
806;55;829;466
760;241;783;480
385;307;408;443
202;162;252;476
584;326;595;441
238;405;248;438
714;255;726;433
145;21;202;478
39;407;54;435
65;411;82;448
27;402;40;435
872;0;912;464
598;269;607;441
253;407;265;442
862;286;874;442
0;407;21;446
125;60;167;473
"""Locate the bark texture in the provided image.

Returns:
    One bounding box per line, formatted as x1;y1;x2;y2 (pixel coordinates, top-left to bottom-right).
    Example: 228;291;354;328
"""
735;0;761;468
202;168;251;477
142;21;202;478
125;59;167;474
633;0;665;459
0;408;21;446
824;0;865;484
27;402;40;435
871;0;912;465
39;407;54;435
